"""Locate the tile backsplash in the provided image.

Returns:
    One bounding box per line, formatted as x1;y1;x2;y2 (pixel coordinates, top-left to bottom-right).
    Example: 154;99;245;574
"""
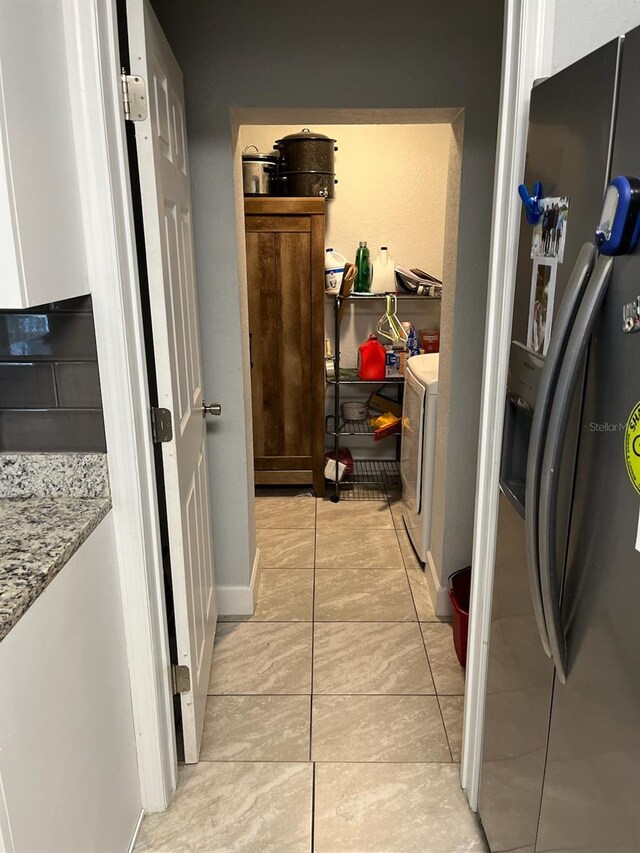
0;296;106;452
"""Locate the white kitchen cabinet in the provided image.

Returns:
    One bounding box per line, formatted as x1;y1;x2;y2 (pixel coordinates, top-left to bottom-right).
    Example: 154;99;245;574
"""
0;1;89;309
0;513;142;853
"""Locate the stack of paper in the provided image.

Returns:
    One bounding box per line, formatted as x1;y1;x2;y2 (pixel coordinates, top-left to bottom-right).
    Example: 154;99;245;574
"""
395;265;443;297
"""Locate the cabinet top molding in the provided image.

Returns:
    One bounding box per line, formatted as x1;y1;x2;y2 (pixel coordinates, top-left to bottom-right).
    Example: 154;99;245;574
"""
244;197;326;215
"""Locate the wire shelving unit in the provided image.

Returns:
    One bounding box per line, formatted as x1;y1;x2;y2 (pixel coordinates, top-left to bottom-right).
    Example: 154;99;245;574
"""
326;290;440;502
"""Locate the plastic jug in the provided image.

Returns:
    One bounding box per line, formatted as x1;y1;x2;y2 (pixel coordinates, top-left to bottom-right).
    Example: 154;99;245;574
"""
324;248;347;294
371;247;396;294
357;335;386;380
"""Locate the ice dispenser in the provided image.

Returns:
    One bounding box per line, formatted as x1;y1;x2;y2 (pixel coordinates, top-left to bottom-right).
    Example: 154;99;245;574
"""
500;341;545;515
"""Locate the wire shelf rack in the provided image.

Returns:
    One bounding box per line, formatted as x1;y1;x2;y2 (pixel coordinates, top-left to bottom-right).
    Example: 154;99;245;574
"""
326;292;442;301
327;368;404;385
327;289;406;501
325;415;375;436
334;459;401;501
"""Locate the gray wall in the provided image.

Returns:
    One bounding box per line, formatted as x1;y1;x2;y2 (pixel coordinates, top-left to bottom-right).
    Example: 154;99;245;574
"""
552;0;640;72
151;0;504;588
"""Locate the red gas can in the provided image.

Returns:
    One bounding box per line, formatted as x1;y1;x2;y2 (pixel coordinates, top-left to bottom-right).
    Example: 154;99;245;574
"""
357;335;386;380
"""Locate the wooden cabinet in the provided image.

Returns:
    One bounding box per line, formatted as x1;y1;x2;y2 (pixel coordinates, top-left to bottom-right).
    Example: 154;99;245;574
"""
0;1;89;308
245;198;325;496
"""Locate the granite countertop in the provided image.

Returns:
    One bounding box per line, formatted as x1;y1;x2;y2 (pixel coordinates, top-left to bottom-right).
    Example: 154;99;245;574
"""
0;454;111;642
0;452;110;499
0;497;111;641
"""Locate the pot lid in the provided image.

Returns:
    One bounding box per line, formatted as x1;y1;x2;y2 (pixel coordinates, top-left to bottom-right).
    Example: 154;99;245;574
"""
242;144;278;163
275;128;337;144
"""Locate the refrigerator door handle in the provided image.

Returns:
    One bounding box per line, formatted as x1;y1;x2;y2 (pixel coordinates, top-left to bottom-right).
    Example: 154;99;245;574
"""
538;253;614;683
525;243;596;658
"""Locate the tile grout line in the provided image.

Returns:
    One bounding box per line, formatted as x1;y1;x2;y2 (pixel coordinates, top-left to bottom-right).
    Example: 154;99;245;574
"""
310;498;317;761
206;692;461;697
310;760;316;853
390;495;422;625
391;502;431;641
389;494;459;765
389;496;453;745
310;496;318;852
207;692;445;697
221;619;429;624
251;495;317;850
418;617;439;692
436;693;456;763
197;758;459;765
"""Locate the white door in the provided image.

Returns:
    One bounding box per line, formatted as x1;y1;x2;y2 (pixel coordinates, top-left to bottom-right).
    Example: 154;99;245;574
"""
126;0;217;763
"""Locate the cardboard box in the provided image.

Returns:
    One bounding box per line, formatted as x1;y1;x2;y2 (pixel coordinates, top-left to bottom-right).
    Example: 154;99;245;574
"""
368;391;402;418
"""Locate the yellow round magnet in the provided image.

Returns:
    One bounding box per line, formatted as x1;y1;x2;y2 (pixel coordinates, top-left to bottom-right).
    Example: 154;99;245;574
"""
624;401;640;495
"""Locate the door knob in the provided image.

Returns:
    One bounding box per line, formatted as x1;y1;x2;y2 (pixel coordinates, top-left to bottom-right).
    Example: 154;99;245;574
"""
202;402;222;417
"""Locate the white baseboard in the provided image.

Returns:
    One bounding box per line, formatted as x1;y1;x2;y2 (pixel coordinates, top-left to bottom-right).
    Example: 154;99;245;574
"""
216;549;260;617
426;550;452;618
435;585;452;617
127;809;145;853
215;585;255;616
250;546;261;608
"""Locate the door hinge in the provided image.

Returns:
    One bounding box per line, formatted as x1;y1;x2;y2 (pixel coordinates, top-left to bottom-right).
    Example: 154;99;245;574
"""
151;407;173;443
171;664;191;695
121;69;148;121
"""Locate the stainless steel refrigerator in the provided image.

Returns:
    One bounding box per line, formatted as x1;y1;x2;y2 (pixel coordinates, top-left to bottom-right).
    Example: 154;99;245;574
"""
479;28;640;853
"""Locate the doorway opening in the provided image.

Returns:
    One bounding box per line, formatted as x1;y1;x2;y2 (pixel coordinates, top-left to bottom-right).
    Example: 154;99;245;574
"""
232;108;464;619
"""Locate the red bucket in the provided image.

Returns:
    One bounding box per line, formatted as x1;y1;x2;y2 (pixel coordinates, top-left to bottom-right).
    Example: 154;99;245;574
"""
448;567;471;668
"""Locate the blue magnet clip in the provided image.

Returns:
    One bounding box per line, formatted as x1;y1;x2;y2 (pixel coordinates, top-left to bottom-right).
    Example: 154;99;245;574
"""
595;175;640;256
518;181;544;225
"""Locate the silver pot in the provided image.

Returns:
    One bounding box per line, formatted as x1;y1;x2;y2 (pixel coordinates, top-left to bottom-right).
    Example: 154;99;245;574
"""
242;145;278;195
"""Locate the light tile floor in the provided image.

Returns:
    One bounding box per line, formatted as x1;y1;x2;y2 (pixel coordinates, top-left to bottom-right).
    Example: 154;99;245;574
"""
136;494;487;852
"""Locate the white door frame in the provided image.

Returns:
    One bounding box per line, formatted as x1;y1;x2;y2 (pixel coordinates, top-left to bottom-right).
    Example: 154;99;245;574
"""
460;0;555;811
59;0;557;816
62;0;177;810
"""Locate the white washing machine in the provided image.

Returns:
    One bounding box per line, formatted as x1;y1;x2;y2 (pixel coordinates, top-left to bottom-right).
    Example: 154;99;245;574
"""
401;353;439;562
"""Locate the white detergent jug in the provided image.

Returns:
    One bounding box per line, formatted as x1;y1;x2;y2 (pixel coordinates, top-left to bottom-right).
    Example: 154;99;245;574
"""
324;248;347;294
371;247;397;293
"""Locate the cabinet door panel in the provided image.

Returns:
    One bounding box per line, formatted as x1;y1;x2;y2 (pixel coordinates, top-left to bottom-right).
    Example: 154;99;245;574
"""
246;225;312;471
278;230;312;459
246;231;276;458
